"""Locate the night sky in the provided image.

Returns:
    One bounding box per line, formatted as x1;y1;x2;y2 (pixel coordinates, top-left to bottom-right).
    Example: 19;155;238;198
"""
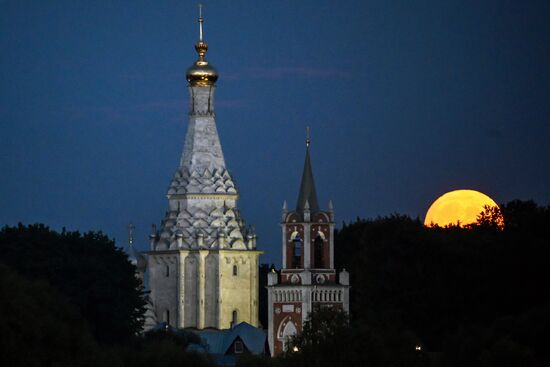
1;1;549;265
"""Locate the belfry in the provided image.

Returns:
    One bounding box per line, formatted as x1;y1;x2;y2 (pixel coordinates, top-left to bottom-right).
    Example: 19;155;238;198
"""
266;132;350;356
145;10;262;330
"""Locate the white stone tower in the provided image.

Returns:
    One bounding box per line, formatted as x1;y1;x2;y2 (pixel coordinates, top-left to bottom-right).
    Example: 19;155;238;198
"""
266;132;350;355
146;9;262;330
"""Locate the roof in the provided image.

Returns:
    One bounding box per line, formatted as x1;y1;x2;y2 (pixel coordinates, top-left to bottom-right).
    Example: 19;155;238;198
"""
296;144;320;214
149;322;266;366
193;322;266;355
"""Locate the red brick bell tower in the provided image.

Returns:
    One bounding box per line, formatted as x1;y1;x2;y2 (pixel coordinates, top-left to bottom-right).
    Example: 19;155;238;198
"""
266;131;350;356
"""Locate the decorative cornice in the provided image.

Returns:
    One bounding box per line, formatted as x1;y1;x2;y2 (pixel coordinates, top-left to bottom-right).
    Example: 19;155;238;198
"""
145;249;263;255
188;111;215;117
167;193;239;200
267;284;350;289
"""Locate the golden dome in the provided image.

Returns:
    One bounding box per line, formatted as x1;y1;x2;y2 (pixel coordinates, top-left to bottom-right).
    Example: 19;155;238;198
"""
186;8;218;86
186;40;218;86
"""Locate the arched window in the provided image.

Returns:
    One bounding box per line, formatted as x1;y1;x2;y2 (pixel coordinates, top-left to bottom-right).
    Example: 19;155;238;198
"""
233;265;238;276
314;235;324;268
165;265;170;277
293;235;302;268
281;320;298;352
164;309;170;325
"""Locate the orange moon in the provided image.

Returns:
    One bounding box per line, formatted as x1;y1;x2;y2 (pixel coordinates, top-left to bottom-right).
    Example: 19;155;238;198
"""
424;189;501;227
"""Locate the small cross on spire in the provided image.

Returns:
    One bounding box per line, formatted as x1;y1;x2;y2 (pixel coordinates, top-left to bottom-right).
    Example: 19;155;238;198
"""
306;126;311;148
198;3;204;41
127;223;135;245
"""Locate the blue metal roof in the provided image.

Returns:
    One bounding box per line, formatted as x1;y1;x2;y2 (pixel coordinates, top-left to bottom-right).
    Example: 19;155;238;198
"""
193;322;266;355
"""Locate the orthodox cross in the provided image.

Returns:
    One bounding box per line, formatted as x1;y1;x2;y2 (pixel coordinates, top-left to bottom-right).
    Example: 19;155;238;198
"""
127;223;135;245
198;3;203;41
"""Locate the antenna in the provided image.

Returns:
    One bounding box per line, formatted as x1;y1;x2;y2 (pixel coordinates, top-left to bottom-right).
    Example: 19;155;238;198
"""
306;126;311;147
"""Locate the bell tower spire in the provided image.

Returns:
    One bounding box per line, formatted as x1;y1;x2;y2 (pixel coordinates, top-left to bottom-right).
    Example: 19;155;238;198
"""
296;127;320;214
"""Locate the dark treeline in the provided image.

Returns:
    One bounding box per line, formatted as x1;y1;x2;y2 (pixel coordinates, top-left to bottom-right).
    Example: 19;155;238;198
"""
0;224;215;367
332;199;550;366
242;200;550;366
1;200;548;366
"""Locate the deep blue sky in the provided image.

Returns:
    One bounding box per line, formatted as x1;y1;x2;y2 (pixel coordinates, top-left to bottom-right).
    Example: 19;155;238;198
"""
1;1;549;265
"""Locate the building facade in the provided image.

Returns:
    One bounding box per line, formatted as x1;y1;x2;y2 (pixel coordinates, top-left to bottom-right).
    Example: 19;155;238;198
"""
145;13;262;330
266;136;350;356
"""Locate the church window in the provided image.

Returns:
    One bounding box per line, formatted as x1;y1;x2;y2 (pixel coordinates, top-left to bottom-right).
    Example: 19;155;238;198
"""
314;235;324;268
165;265;170;277
293;236;302;268
231;309;238;327
234;340;244;354
281;320;298;352
233;265;238;276
164;309;170;325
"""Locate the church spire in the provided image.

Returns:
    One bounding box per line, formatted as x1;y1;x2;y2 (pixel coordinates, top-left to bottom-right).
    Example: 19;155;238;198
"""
296;127;320;214
127;223;146;274
186;4;218;86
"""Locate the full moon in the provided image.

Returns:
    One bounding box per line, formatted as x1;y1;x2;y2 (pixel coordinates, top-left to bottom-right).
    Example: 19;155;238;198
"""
424;189;501;227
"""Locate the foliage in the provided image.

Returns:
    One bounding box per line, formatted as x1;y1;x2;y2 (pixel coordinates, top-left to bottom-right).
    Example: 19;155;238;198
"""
247;200;548;366
0;223;146;344
471;204;504;230
0;265;111;367
143;325;202;349
236;353;277;367
265;308;427;367
118;339;216;367
286;307;350;350
1;200;548;366
334;200;550;366
0;223;220;367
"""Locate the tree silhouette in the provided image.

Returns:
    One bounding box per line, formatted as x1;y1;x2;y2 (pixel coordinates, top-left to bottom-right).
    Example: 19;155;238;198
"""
0;224;146;344
0;265;108;367
332;200;549;366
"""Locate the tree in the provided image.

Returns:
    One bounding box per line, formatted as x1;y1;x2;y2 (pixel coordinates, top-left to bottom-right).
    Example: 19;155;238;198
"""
471;205;504;230
287;307;350;351
334;200;550;365
0;224;146;344
0;265;110;367
281;308;425;367
119;337;215;367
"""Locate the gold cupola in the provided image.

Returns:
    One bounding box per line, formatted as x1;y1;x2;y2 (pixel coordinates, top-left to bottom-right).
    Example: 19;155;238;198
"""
186;6;218;86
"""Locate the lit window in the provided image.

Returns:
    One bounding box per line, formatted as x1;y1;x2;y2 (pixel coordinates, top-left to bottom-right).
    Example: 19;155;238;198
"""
233;265;238;276
234;340;244;354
